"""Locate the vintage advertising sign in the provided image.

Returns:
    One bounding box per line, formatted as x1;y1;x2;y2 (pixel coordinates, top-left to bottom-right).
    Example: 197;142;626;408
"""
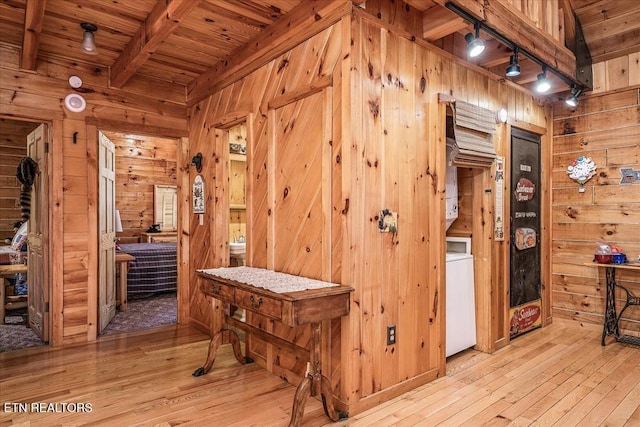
514;177;535;202
509;300;542;338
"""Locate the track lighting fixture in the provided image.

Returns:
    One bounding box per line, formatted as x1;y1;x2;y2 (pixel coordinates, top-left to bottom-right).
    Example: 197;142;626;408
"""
80;23;98;55
505;47;521;77
465;22;485;58
534;66;551;93
565;85;583;107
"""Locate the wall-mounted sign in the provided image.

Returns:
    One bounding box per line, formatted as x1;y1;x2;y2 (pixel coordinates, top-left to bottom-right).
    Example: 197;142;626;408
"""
514;227;536;250
514;177;535;202
620;167;640;184
193;175;205;214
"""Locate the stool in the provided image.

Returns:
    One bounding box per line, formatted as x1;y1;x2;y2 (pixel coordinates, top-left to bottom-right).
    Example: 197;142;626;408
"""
0;264;28;324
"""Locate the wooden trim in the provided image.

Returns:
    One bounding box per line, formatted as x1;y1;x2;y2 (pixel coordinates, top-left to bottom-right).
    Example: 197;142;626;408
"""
87;125;99;342
187;0;352;106
268;76;333;110
245;113;254;267
208;108;252;129
345;369;440;416
84;118;187;138
506;117;547;135
110;0;202;88
50;119;63;346
177;136;190;324
20;0;46;71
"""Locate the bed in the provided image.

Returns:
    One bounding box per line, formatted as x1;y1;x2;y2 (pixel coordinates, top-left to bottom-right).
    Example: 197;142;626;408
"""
117;242;177;297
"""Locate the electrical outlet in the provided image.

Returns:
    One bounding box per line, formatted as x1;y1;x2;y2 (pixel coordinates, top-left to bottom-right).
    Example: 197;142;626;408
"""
387;325;396;346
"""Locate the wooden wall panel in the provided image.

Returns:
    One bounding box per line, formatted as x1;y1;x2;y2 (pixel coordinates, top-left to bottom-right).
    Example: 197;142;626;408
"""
591;51;640;94
0;44;187;345
552;85;640;332
0;119;37;240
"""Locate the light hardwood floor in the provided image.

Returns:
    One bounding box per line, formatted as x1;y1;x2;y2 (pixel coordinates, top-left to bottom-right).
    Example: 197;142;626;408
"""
0;320;638;426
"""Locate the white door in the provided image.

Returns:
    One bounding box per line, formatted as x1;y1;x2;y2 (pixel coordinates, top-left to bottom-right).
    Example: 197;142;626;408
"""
98;132;117;333
27;124;49;342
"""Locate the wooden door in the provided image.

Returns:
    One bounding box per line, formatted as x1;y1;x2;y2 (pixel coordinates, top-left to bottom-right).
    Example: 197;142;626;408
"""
98;132;117;333
509;128;542;338
27;124;49;341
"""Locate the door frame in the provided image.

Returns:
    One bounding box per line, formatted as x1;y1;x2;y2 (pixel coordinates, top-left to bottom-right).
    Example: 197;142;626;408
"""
88;126;188;340
0;115;54;345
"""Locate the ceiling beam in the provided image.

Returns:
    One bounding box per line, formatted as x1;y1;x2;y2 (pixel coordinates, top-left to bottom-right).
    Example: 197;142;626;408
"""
110;0;201;89
422;5;468;41
20;0;47;71
187;0;352;107
438;0;577;85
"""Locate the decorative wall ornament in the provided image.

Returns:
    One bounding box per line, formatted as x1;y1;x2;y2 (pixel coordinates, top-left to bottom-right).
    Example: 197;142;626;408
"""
378;209;397;233
193;175;205;214
620;167;640;185
567;156;597;192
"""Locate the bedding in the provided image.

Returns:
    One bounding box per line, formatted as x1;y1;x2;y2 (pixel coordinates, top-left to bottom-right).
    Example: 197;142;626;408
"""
118;242;177;297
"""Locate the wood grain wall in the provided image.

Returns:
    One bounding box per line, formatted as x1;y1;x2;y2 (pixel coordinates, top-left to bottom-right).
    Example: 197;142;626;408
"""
0;119;37;240
102;131;178;244
552;56;640;333
187;1;551;414
0;44;187;346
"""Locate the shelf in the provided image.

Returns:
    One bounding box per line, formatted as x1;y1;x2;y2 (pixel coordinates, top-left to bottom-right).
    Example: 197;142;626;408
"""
230;204;246;210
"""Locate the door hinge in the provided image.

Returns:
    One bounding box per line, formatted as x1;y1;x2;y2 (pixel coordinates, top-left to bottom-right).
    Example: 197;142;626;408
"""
45;142;49;153
45;301;49;313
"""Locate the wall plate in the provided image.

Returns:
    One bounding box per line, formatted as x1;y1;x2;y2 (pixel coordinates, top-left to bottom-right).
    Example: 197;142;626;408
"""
68;75;83;88
64;93;86;113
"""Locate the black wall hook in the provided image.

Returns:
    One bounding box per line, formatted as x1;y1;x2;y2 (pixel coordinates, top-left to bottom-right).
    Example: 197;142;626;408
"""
191;152;203;173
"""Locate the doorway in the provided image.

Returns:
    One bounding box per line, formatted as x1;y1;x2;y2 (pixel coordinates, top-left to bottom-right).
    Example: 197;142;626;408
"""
0;118;50;352
509;127;542;338
97;130;180;336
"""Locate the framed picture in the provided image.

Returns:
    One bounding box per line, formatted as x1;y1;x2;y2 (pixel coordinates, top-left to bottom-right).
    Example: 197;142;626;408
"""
193;175;205;214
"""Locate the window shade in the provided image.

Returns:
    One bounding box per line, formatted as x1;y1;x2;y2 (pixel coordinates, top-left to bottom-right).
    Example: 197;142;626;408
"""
448;100;497;168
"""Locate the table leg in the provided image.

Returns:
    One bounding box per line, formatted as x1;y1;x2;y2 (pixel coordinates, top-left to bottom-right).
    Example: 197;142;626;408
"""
288;322;347;426
0;278;5;324
119;261;129;312
601;267;618;346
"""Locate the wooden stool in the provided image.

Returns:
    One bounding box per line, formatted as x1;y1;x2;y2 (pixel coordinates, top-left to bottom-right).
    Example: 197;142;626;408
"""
0;264;28;324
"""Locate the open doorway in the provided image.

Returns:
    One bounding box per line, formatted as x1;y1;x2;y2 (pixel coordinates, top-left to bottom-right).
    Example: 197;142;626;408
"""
97;130;179;337
0;118;50;352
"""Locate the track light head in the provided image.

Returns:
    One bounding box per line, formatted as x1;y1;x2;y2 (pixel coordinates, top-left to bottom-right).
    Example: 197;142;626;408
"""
465;23;485;58
535;67;551;93
565;85;583;107
505;48;521;77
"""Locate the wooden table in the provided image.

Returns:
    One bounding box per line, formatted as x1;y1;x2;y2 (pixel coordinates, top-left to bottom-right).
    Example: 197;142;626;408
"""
141;231;177;243
0;264;28;324
115;252;135;311
194;267;353;426
584;261;640;346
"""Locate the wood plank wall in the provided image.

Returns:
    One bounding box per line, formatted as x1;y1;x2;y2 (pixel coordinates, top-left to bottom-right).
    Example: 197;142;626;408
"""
552;53;640;333
188;0;551;415
0;44;187;345
0;119;36;240
102;131;178;244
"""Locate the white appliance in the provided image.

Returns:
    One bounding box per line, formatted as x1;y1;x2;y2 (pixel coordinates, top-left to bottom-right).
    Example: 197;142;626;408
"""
445;142;458;231
445;237;476;357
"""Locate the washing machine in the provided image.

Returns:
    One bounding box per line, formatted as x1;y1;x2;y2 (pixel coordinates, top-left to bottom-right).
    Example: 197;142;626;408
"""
446;237;476;357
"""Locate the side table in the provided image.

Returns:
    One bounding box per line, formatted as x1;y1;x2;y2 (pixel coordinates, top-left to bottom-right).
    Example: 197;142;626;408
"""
584;262;640;346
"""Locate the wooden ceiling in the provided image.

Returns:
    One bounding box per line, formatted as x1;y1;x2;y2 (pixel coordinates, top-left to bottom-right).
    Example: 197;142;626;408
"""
1;0;638;102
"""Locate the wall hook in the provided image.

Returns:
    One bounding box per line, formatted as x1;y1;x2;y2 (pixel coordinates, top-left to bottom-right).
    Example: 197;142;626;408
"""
191;152;203;173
